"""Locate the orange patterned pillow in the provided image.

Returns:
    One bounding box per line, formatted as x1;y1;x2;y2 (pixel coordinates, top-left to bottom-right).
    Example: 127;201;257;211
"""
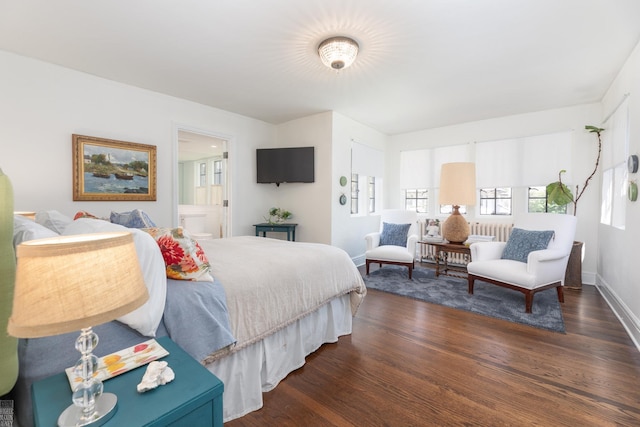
142;227;213;282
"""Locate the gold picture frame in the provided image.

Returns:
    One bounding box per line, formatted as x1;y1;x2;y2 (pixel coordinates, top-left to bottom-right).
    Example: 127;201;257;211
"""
72;134;157;201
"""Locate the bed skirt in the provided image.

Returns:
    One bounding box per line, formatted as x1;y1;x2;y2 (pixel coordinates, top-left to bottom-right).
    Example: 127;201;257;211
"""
205;293;353;422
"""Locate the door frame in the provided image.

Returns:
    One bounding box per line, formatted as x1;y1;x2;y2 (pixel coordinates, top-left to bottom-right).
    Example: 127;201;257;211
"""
172;123;234;237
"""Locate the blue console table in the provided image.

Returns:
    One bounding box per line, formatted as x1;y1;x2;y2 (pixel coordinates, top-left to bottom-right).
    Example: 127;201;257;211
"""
254;223;297;241
31;336;223;427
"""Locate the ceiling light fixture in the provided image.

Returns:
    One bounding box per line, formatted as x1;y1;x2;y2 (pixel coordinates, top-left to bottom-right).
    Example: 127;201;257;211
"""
318;36;359;70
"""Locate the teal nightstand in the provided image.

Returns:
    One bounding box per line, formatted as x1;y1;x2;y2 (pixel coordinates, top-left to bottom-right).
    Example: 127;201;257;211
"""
31;336;223;427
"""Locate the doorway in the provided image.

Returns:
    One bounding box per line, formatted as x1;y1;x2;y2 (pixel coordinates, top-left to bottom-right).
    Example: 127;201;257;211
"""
176;129;229;239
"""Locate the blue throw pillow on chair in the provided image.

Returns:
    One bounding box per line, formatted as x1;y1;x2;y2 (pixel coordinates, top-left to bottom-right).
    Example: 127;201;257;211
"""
379;222;411;247
501;228;554;263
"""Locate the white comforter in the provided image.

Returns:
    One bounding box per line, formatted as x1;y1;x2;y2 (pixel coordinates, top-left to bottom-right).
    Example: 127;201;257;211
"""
199;236;366;355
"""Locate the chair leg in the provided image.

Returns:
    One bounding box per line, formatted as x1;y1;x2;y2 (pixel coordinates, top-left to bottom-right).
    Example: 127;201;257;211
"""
556;286;564;303
467;275;475;294
408;265;413;280
365;260;371;276
525;291;533;314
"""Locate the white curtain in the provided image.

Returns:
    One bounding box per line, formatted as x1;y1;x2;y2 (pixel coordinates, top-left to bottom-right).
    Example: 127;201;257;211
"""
475;131;572;187
400;149;431;188
475;138;520;188
433;144;473;187
352;141;384;177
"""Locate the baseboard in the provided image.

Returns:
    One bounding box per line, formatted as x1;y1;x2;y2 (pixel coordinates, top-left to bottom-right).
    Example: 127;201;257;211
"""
596;275;640;352
352;254;365;267
582;270;596;285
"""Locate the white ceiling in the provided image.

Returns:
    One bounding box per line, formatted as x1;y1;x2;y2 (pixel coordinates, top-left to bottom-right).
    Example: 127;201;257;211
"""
1;0;639;135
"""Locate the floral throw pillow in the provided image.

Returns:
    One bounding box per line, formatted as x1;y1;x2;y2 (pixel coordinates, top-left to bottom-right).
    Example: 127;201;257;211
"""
143;227;213;282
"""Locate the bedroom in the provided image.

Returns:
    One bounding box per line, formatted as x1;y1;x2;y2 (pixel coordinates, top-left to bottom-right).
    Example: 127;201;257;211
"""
1;0;640;425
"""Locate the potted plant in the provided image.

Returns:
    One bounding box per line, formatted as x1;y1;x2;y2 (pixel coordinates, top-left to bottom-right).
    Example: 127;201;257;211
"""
546;125;604;289
264;207;292;224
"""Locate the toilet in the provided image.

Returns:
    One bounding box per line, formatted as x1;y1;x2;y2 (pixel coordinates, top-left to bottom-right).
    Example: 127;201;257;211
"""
180;212;213;240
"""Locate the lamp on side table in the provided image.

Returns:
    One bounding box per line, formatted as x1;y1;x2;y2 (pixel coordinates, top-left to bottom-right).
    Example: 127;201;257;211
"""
8;232;148;427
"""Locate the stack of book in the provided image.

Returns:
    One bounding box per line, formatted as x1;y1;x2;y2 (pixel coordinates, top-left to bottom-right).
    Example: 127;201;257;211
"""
422;235;444;243
463;235;495;246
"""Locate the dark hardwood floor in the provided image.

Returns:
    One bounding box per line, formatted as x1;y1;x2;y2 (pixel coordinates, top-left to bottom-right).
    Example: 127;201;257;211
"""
226;263;640;426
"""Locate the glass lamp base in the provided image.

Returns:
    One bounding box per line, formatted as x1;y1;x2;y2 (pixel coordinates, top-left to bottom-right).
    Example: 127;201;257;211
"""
57;393;117;427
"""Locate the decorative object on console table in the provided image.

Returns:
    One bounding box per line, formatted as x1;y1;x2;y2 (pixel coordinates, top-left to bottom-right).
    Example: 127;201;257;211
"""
32;337;224;427
8;232;149;427
438;162;476;244
546;125;605;290
263;207;292;224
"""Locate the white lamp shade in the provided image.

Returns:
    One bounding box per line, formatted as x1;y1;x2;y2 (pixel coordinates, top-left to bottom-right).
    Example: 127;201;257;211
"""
8;232;149;338
438;162;477;206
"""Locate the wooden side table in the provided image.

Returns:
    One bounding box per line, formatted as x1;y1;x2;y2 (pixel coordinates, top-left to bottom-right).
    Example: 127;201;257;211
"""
32;336;223;427
254;223;297;241
428;242;471;279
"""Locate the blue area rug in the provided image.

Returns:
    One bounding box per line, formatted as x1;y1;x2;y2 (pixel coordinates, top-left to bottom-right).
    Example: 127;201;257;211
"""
363;265;565;333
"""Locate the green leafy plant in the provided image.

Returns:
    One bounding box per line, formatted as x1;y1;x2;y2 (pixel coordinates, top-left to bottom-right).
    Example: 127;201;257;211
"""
264;207;292;224
546;125;604;216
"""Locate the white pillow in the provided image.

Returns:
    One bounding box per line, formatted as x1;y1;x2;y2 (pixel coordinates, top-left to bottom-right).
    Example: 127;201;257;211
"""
63;219;167;337
35;210;73;234
13;215;58;248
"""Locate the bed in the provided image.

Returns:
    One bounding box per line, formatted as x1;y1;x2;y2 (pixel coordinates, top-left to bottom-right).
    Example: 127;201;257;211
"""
12;214;366;427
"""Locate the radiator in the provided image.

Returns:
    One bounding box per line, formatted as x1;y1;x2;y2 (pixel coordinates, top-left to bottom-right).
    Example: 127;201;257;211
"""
418;220;513;265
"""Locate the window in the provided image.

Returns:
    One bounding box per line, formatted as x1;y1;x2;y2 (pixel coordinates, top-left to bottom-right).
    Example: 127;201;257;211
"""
479;187;512;215
528;186;567;214
439;204;467;215
198;162;207;186
213;160;222;185
351;173;359;214
368;176;376;213
404;189;428;213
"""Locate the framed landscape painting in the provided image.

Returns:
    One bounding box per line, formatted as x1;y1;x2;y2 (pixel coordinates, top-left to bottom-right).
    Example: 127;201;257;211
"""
72;134;157;201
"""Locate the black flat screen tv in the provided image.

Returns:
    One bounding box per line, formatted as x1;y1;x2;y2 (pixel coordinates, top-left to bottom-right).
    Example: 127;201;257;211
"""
256;147;315;185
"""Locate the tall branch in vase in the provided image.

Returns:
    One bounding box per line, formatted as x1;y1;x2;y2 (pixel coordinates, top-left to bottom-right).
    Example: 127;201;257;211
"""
547;125;604;216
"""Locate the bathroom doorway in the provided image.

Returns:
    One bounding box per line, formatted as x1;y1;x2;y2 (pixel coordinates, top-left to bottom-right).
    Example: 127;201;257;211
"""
177;129;229;239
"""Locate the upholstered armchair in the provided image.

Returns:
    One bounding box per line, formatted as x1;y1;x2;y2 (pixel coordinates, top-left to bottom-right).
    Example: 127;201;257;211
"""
467;213;577;313
365;210;419;279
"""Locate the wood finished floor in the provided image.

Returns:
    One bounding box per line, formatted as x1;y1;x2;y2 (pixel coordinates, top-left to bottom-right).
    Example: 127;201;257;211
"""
226;263;640;426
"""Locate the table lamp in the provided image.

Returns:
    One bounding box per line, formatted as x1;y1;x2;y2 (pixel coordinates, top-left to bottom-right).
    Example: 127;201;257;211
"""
438;162;476;244
8;232;149;427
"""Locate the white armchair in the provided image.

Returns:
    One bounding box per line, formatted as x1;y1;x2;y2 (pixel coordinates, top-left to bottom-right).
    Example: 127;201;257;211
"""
467;213;577;313
365;210;419;279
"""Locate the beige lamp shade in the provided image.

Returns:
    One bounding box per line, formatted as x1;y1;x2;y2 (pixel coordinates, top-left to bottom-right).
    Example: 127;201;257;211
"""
8;232;149;338
439;162;477;244
438;162;477;206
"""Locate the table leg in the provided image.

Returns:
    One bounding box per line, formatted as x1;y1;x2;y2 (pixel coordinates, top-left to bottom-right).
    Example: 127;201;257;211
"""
435;247;441;277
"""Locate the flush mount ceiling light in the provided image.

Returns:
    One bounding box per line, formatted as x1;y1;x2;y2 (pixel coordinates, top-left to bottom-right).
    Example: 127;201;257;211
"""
318;36;359;70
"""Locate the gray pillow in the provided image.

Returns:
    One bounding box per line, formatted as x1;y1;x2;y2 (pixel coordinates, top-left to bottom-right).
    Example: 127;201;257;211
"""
379;222;411;247
110;209;156;228
501;228;554;263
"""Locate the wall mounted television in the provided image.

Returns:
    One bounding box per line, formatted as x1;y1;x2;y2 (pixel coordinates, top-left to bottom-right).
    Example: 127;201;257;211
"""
256;146;315;186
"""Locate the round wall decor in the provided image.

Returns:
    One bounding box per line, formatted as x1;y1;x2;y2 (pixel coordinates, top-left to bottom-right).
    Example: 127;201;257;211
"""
339;194;347;205
339;176;348;186
628;155;638;173
629;181;638;202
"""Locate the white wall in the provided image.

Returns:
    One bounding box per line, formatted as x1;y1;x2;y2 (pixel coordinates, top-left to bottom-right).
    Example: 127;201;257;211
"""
597;39;640;348
0;50;275;236
331;112;389;262
272;112;333;243
387;103;603;284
